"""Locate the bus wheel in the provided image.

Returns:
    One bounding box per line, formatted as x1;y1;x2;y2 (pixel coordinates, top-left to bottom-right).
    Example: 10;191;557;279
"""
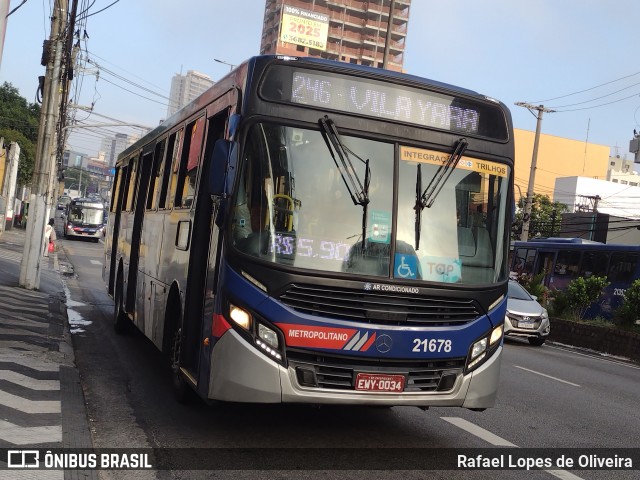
528;337;546;346
170;326;190;403
113;280;129;334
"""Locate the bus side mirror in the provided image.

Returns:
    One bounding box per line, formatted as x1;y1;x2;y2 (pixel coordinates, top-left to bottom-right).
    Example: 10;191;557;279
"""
208;139;237;196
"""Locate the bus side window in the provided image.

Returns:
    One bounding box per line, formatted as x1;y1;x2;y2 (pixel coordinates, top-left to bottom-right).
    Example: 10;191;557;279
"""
513;247;535;275
147;139;166;210
110;168;122;213
120;165;131;212
555;250;580;278
175;117;205;209
126;156;139;212
608;253;638;282
580;251;608;278
168;129;184;209
158;132;178;209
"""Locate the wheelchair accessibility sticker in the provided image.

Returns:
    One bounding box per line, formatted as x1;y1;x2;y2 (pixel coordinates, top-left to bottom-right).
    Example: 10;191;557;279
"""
394;254;419;279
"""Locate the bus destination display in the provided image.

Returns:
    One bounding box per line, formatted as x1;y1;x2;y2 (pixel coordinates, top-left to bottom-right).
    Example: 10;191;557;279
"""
291;70;480;135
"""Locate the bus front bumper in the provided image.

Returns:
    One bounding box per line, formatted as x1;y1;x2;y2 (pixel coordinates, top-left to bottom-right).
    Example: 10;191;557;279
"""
208;329;501;409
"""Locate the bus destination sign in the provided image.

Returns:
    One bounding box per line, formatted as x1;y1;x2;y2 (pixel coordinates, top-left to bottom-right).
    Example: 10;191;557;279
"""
291;70;480;135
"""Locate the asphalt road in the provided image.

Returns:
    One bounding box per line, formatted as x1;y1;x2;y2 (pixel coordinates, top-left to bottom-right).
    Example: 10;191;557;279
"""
58;237;640;480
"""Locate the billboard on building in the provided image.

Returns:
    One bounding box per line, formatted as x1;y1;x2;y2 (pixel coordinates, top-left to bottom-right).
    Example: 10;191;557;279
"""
280;5;329;51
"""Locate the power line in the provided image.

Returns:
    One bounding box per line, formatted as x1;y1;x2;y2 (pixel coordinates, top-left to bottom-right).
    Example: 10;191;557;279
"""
76;0;120;21
531;70;640;104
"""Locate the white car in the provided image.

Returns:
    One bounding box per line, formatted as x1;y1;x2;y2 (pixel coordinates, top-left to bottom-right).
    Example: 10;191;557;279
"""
505;280;550;346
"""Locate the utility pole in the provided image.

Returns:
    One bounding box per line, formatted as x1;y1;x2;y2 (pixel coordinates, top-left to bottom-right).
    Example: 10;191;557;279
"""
382;0;396;69
515;102;555;241
20;0;67;290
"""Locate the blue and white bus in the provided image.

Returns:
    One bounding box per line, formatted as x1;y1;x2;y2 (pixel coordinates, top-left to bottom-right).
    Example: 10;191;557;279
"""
63;198;105;242
104;56;514;409
512;238;640;318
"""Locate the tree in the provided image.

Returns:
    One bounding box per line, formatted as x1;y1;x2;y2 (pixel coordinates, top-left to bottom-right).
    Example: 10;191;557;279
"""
512;193;569;240
0;82;41;187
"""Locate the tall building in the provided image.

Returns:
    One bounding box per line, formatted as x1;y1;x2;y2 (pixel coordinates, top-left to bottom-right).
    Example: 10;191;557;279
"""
167;70;215;117
260;0;411;72
100;133;140;167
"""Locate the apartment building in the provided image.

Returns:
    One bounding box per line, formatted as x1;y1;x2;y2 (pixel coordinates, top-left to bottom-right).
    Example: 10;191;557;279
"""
260;0;411;72
167;70;215;118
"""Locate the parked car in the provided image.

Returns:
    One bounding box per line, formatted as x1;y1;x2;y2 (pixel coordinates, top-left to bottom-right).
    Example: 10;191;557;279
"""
505;280;550;346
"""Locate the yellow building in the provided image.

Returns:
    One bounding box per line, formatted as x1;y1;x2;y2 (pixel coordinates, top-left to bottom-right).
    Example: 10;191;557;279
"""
513;128;610;203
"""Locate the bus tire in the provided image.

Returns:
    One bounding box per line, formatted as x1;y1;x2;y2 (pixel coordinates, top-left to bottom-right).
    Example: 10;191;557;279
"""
170;325;190;404
113;276;129;334
528;337;546;346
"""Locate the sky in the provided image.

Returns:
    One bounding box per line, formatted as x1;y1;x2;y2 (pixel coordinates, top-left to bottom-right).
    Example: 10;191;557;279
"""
1;0;640;160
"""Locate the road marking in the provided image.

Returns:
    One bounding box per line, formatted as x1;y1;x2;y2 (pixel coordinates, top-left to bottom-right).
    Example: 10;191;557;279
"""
546;470;585;480
0;419;62;445
90;259;102;265
441;417;516;446
0;354;60;371
514;365;581;387
0;371;60;390
0;390;61;414
442;417;585;480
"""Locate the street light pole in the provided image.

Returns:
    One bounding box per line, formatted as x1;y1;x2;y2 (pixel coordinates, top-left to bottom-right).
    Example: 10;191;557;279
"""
214;58;235;71
514;102;555;241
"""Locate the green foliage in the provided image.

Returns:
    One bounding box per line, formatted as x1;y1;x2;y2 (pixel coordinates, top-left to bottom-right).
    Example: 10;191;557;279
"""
548;288;570;317
614;279;640;326
0;82;41;187
514;271;549;305
513;193;569;240
564;276;610;320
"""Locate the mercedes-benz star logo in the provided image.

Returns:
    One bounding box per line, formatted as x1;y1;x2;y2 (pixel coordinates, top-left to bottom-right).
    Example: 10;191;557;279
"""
375;334;393;354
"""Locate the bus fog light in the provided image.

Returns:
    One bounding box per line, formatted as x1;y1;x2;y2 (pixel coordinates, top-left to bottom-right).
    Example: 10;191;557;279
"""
489;325;503;345
471;338;487;360
229;304;251;330
258;323;279;349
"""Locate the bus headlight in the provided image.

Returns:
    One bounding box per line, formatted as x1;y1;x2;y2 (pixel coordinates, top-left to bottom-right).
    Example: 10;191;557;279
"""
470;338;487;360
258;323;279;349
489;324;503;345
229;304;251;330
466;324;503;373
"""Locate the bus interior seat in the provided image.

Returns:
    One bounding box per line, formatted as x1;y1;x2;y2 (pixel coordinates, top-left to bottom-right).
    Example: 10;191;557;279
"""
458;226;494;283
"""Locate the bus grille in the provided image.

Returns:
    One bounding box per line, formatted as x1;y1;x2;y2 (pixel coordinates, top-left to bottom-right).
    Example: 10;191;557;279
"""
288;349;465;392
278;284;481;325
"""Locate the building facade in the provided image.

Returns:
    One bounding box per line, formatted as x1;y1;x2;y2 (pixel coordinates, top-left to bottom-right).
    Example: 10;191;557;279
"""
513;129;610;204
606;155;640;186
260;0;411;72
167;70;215;118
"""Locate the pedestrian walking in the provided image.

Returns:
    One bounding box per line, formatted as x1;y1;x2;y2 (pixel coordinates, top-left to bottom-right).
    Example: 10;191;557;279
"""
44;218;56;257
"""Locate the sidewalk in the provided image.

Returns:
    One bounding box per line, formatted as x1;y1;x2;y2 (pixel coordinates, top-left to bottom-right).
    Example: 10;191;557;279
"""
0;227;95;479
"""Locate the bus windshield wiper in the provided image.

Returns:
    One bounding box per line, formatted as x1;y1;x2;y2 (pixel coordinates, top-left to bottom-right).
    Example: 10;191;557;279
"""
414;138;468;250
319;115;371;247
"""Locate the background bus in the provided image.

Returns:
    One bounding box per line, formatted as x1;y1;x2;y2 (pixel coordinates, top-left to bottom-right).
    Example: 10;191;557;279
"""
511;238;640;318
104;55;514;409
63;198;105;242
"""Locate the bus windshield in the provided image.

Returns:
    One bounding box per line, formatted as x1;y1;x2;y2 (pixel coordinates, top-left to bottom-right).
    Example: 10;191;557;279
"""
69;206;104;226
231;122;510;286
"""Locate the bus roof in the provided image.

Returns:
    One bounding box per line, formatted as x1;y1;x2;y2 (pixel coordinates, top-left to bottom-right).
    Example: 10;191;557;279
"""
117;55;509;164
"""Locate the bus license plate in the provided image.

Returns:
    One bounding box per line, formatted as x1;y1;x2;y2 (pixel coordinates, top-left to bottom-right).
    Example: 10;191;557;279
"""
355;373;404;392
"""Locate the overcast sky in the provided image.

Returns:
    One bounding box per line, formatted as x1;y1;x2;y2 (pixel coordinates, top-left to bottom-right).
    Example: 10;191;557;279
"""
2;0;639;159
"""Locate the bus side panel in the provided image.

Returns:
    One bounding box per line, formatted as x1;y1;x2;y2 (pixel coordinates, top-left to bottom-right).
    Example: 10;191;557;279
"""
137;210;168;345
157;209;191;315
